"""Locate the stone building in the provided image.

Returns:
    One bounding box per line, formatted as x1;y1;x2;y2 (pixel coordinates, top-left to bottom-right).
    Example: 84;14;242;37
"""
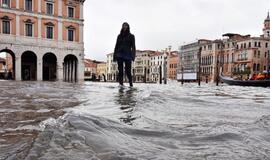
0;0;85;82
96;62;107;81
0;57;5;72
149;51;167;82
106;53;117;81
221;13;270;78
84;59;97;79
177;40;209;82
200;13;270;82
167;51;178;80
133;50;153;82
200;40;223;82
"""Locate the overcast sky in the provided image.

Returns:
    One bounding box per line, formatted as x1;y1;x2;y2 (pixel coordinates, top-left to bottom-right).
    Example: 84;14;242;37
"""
84;0;269;61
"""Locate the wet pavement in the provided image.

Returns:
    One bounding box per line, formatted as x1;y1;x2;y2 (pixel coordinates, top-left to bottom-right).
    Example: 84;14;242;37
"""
0;81;270;160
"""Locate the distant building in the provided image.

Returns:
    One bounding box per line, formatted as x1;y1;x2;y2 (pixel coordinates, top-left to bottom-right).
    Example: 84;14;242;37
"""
200;40;223;82
177;40;209;82
133;50;153;82
84;59;104;80
149;51;167;82
167;51;178;80
0;57;5;72
97;62;107;81
220;13;270;79
106;53;117;81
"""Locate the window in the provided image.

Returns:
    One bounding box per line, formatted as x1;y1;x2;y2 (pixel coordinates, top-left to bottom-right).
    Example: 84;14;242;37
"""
25;0;32;11
248;42;251;48
266;43;268;48
25;23;33;37
258;42;261;48
46;3;53;15
68;29;74;41
2;20;10;34
46;26;53;39
253;63;256;71
2;0;10;7
68;7;74;18
257;64;260;71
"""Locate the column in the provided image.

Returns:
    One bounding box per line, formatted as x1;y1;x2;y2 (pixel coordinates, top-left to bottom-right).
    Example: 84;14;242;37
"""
75;61;77;82
80;3;83;19
38;17;41;38
77;59;84;82
58;0;62;16
15;55;21;81
16;0;19;9
71;60;74;82
67;61;70;82
16;15;20;36
37;58;43;81
38;0;41;13
79;24;83;43
58;61;64;81
58;20;63;41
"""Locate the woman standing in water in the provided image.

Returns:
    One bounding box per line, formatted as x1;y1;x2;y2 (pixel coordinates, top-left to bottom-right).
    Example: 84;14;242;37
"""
113;22;136;87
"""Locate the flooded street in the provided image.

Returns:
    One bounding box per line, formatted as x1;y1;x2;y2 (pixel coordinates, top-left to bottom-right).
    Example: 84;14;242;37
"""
1;81;270;160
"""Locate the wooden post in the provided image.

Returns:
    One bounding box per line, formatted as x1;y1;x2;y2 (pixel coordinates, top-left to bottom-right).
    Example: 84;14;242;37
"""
267;51;270;79
164;59;167;84
159;65;162;84
216;59;219;86
198;47;202;86
181;65;184;85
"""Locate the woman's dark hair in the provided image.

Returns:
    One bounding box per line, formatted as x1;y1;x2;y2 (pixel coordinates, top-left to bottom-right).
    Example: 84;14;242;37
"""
120;22;130;36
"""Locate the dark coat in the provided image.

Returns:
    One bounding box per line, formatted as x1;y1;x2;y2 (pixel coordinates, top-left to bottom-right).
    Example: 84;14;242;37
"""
113;34;136;61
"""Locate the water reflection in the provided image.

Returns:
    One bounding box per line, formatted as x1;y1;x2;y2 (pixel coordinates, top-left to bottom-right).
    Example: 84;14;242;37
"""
115;87;137;125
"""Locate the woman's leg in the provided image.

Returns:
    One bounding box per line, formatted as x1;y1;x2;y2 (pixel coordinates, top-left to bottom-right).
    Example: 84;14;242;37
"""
125;60;133;87
117;60;124;85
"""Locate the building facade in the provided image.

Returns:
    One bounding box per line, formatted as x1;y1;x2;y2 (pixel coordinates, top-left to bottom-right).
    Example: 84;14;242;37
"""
0;0;85;82
200;40;223;82
167;51;178;80
133;50;152;82
106;53;117;81
149;51;167;82
84;59;97;79
97;62;107;81
177;40;209;81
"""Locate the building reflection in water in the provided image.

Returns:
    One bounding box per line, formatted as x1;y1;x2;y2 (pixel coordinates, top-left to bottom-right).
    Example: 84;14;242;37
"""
115;87;138;125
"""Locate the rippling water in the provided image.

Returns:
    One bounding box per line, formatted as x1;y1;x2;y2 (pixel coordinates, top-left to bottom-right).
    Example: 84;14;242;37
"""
1;81;270;160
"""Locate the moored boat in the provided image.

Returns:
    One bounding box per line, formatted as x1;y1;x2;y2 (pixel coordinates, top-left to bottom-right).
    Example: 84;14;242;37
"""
220;74;270;87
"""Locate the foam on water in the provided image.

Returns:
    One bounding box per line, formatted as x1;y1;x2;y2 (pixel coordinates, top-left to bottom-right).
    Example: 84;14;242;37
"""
0;81;270;160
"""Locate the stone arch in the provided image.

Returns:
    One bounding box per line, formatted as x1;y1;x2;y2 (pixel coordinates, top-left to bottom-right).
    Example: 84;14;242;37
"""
63;54;78;82
21;51;37;81
43;52;57;81
0;49;15;80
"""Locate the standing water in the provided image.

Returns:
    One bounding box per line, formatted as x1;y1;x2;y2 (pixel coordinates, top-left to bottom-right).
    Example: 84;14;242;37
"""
0;81;270;160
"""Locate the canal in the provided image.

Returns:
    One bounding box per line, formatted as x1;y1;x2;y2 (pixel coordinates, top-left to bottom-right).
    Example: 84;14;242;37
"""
0;81;270;160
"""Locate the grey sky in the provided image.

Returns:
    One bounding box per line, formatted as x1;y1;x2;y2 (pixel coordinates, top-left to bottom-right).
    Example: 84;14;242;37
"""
84;0;269;61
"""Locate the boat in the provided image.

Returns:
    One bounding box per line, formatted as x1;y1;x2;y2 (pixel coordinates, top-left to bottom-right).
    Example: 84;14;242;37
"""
220;73;270;87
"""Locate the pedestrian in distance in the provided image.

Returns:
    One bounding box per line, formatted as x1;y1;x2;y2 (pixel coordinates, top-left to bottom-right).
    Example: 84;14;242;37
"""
113;22;136;87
